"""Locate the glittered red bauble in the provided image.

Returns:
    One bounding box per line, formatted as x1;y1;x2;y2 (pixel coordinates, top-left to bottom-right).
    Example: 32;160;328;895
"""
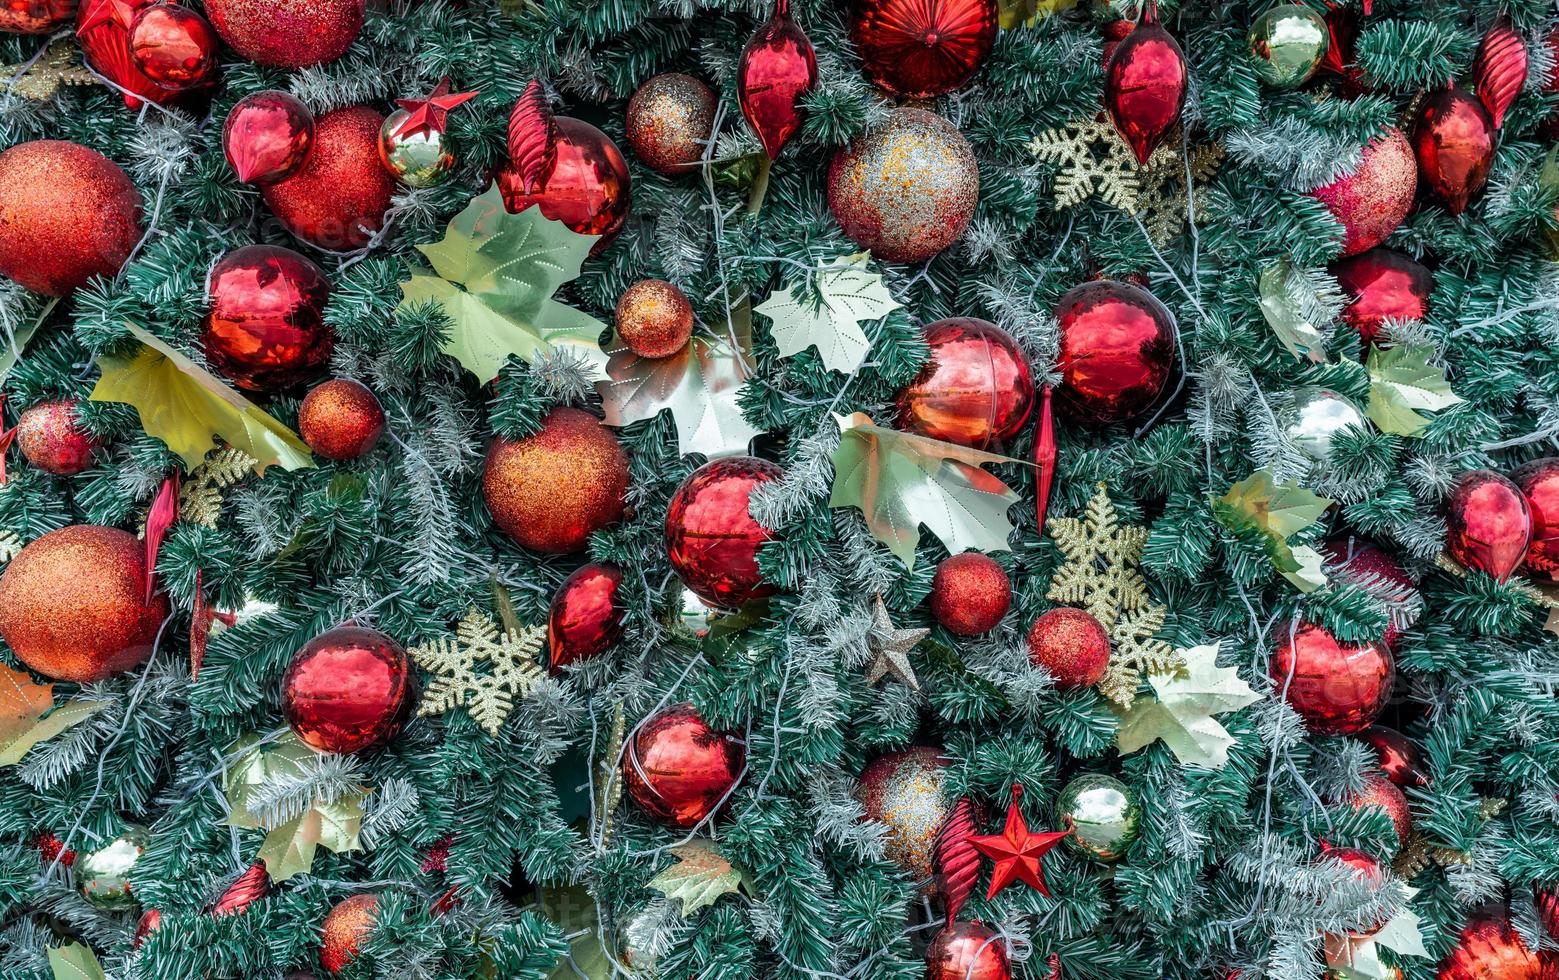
1355;726;1428;788
547;562;624;674
1514;458;1559;575
1343;772;1414;850
77;0;175;110
625;73;716;176
623;703;745;828
282;626;414;755
129;3;218;91
1104;4;1187;164
1320;537;1421;647
1026;607;1111;688
926;921;1012;980
224;91;315;186
483;407;629;554
1331;249;1433;349
202;244;333;394
827;107;978;265
299;379;385;461
496;116;632;254
737;0;816;159
204;0;363;68
1412;86;1495;217
854;746;952;878
1438;910;1559;980
16;399;99;475
896;318;1034;449
1310;128;1416;257
0;140;142;296
0;525;169;682
1054;279;1177;425
1446;469;1531;582
1270;621;1393;736
850;0;997;99
263;106;396;251
616;279;694;358
664;456;782;608
929;552;1011;636
319;893;378;974
0;0;74;32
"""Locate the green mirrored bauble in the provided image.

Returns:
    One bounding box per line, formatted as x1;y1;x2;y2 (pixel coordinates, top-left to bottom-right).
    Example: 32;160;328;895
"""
77;824;150;911
378;109;456;189
1056;774;1139;861
1248;4;1329;90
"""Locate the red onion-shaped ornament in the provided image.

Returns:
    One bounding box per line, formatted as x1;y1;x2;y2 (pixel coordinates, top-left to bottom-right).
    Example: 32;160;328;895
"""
76;0;175;110
1331;249;1433;349
1309;128;1416;257
15;399;99;475
623;703;745;828
0;0;75;33
224;91;315;186
849;0;997;99
547;562;624;674
1103;2;1187;164
1412;87;1495;216
1270;620;1393;736
282;626;414;755
1514;458;1559;575
896;318;1034;450
738;0;817;159
128;3;218;92
263;106;397;251
1445;469;1531;581
1470;16;1528;131
665;456;782;608
1437;910;1558;980
1054;279;1177;425
926;921;1012;980
203;244;334;394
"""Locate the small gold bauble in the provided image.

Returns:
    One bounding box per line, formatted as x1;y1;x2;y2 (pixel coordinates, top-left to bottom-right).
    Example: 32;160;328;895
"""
77;824;151;911
1056;773;1139;862
1248;3;1329;90
378;108;455;188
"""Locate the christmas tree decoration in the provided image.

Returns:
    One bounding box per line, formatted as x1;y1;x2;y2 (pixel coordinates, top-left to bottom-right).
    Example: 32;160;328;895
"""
1213;468;1333;592
1514;458;1559;575
484;407;628;553
1257;257;1333;363
410;607;544;736
208;860;271;917
76;0;174;109
1309;129;1416;257
1029;115;1220;217
1317;842;1388;933
1412;87;1495;216
646;839;756;916
895;318;1034;450
263;106;397;251
319;893;378;974
1328;887;1433;978
204;0;364;68
616;279;694;359
1444;469;1531;581
128;3;218;91
133;908;161;948
623;703;746;828
391;76;476;139
1436;910;1554;980
1355;726;1427;788
202;244;334;394
223;90;315;186
1364;344;1462;438
298;379;386;461
1322;539;1422;646
934;796;981;923
224;732;366;881
626;73;716;175
736;0;816;159
0;525;169;683
0;42;97;100
1056;773;1139;861
283;626;414;757
1103;2;1187;164
1469;17;1527;131
1053;279;1177;425
969;784;1069;899
1332;249;1434;349
849;0;997;98
665;456;781;607
865;594;928;690
0;0;74;32
1343;772;1414;850
47;944;105;980
1317;6;1368;93
0;140;141;296
826;107;979;264
755;253;901;375
0;662;104;767
854;746;952;879
76;823;149;911
1247;3;1328;89
1026;607;1111;688
1285;387;1366;459
15;399;100;475
1270;621;1393;735
830;412;1021;568
926;921;1012;980
929;552;1011;636
379;78;476;189
547;563;624;674
1116;642;1261;769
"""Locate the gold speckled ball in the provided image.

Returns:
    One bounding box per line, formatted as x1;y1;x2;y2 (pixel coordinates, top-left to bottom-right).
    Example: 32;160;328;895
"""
483;407;629;554
626;73;717;176
854;746;953;879
616;279;694;359
826;108;979;264
319;893;378;974
299;378;386;461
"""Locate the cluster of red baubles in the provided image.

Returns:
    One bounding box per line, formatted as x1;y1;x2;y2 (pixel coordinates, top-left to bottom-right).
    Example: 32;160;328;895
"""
1442;460;1559;583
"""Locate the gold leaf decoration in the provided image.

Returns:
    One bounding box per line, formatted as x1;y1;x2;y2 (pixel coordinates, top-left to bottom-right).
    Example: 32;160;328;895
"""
409;608;545;737
647;839;756;917
3;44;97;101
0;662;104;767
223;732;365;882
1030;118;1219;234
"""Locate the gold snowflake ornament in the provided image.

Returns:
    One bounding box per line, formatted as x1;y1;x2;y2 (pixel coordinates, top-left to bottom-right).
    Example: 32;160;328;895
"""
181;448;257;527
1;44;97;101
409;608;545;736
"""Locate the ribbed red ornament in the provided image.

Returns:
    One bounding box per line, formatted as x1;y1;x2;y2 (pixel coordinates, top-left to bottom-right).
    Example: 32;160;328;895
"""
76;0;175;109
1330;248;1433;349
934;796;980;924
737;0;817;159
1270;620;1393;736
208;861;270;917
1514;458;1559;575
1412;87;1495;216
506;80;558;195
1445;469;1531;582
849;0;997;99
1470;16;1528;130
1437;910;1558;980
1103;2;1186;164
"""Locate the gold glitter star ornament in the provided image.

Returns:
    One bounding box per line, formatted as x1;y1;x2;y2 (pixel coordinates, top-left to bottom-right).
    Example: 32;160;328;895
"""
409;608;545;736
865;594;929;690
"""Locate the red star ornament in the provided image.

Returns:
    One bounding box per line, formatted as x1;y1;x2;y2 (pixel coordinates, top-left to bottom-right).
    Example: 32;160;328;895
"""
394;78;478;140
969;784;1069;899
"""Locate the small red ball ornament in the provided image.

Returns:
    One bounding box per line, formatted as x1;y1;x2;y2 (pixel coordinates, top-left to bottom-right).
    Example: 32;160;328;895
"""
1437;910;1558;980
1103;2;1187;164
224;91;315;186
76;0;177;110
547;562;625;674
850;0;997;99
1027;607;1111;688
1331;249;1433;349
1354;725;1428;788
1320;537;1420;647
483;408;629;554
1054;280;1178;425
737;0;817;159
1310;128;1416;257
616;280;694;358
1343;772;1414;851
203;244;334;394
129;4;218;91
0;140;142;296
1317;843;1388;934
1270;621;1393;736
929;553;1011;635
665;456;783;608
1540;889;1559;943
896;318;1034;450
299;379;386;461
625;73;717;176
263;106;396;251
319;893;378;974
1514;458;1559;575
1412;86;1495;216
15;399;99;475
204;0;364;68
623;703;745;828
1445;469;1531;582
926;921;1012;980
0;0;74;32
282;626;414;755
855;747;952;879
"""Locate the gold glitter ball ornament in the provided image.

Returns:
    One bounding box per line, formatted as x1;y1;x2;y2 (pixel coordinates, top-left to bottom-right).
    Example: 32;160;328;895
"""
378;107;456;188
854;746;953;880
616;279;695;359
77;824;151;912
827;108;979;264
482;407;629;554
626;73;717;177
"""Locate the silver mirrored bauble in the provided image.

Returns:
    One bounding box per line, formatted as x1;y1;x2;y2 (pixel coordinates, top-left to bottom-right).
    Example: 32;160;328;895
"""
1287;387;1366;459
1056;773;1139;862
1249;3;1329;90
77;823;150;911
378;109;456;189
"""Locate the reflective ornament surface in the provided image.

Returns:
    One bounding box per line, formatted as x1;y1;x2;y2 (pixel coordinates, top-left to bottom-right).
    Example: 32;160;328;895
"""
1056;773;1140;861
282;626;415;755
1270;620;1393;735
203;244;334;394
547;562;625;674
299;379;385;461
1514;457;1559;575
263;106;397;251
1026;607;1111;687
0;139;142;295
737;0;816;159
623;703;745;827
896;318;1034;449
925;921;1012;980
1413;86;1495;216
76;0;175;109
1436;909;1557;980
1445;469;1531;581
1104;3;1187;164
497;115;632;254
16;399;99;475
1286;387;1365;458
1331;248;1433;348
224;90;315;185
665;456;782;608
1309;129;1416;257
483;408;629;554
1054;280;1178;425
853;746;951;879
77;824;150;911
1355;725;1428;788
1248;3;1328;89
849;0;997;98
128;3;218;91
626;72;716;175
378;107;455;188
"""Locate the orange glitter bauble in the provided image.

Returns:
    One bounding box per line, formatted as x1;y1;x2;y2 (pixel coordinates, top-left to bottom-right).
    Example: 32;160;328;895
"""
854;746;952;879
262;107;395;251
616;279;694;358
0;140;142;296
1309;128;1417;258
625;73;716;176
319;893;378;974
0;525;169;682
204;0;363;68
16;399;100;475
483;407;629;554
299;379;386;461
929;552;1011;636
1437;910;1558;980
1026;607;1111;688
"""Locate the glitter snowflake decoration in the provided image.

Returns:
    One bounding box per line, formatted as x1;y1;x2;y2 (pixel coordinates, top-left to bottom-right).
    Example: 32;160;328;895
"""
409;609;545;736
180;448;257;527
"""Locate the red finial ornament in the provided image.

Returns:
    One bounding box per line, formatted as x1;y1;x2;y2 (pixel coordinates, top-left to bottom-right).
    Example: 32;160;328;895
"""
143;473;178;604
934;796;981;924
508;80;558;195
208;861;271;917
395;78;479;141
968;784;1070;900
737;0;818;159
1470;16;1528;131
1103;0;1187;164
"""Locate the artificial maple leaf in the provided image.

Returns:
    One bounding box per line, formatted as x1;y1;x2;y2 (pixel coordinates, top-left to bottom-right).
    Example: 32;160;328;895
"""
1114;643;1261;769
1258;258;1341;364
47;943;105;980
224;732;365;881
1365;344;1463;437
409;608;545;736
647;839;755;916
1212;468;1333;591
90;324;314;474
0;311;41;384
997;0;1078;29
396;183;609;383
754;253;901;374
0;663;105;767
830;412;1021;568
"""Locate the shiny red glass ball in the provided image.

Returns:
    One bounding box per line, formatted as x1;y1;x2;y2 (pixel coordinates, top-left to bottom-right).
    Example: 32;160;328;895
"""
850;0;997;99
496;116;632;255
224;90;315;186
1437;910;1557;980
483;408;629;554
282;626;414;755
1320;537;1420;647
299;379;385;461
1054;280;1178;425
0;140;142;296
665;456;782;609
77;0;176;110
926;921;1011;980
1355;725;1428;788
1104;12;1187;164
1413;86;1495;217
1310;128;1416;257
204;0;364;69
1446;469;1531;582
929;552;1011;635
203;244;334;394
1027;607;1111;688
1343;771;1414;850
896;318;1034;449
547;562;624;674
623;703;745;828
262;106;396;251
1331;248;1433;349
1513;458;1559;576
16;399;99;475
737;3;816;159
129;4;218;91
1270;621;1393;736
0;0;75;32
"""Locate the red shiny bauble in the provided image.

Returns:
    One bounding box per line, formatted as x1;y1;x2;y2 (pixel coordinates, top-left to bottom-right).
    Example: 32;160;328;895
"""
616;279;694;359
16;399;99;475
496;116;632;254
926;921;1012;980
1331;249;1433;349
1310;128;1416;257
1027;607;1111;687
282;626;414;755
0;525;170;682
929;552;1011;636
896;318;1034;449
319;893;378;974
299;379;385;461
483;408;629;554
665;456;783;608
623;703;746;828
129;4;218;91
1318;7;1369;96
1343;772;1414;850
855;747;952;878
1437;910;1558;980
1515;458;1559;575
76;0;175;110
263;106;396;251
1445;469;1531;582
1103;4;1187;164
224;91;315;186
204;0;363;68
625;73;717;176
0;0;74;32
132;908;162;949
1355;726;1428;788
850;0;997;99
0;140;142;296
1320;537;1421;647
547;562;624;674
1270;621;1393;736
1412;86;1495;216
737;0;817;159
203;244;334;394
1054;280;1178;425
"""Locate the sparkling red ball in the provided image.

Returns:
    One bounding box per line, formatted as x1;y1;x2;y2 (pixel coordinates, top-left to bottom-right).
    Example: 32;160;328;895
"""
483;407;629;554
664;456;782;608
616;279;694;358
129;4;219;91
896;318;1034;449
496;116;632;255
625;73;716;176
319;893;378;974
299;379;386;461
929;552;1011;636
0;140;142;296
203;244;334;394
1331;248;1434;349
1310;128;1417;257
224;90;315;186
547;562;624;674
0;0;75;32
1320;538;1420;647
1446;469;1532;582
1027;607;1111;688
282;626;414;755
1514;458;1559;576
263;106;396;251
623;703;745;828
849;0;997;99
1054;280;1178;425
204;0;364;68
926;921;1012;980
1343;772;1414;852
1437;910;1556;980
1270;620;1393;736
16;399;99;475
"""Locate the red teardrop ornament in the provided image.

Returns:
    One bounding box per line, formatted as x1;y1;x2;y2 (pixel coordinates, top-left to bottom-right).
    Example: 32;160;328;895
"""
224;91;315;186
1103;3;1187;165
1354;726;1428;788
1412;86;1495;216
1513;458;1559;575
1470;16;1528;131
850;0;997;99
1330;248;1433;349
1445;469;1531;582
737;0;817;159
